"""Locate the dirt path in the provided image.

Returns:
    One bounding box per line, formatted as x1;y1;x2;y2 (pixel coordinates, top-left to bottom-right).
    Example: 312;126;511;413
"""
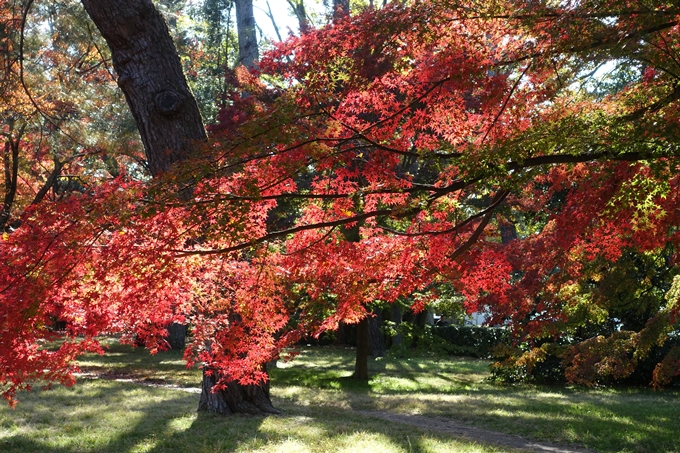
357;410;596;453
77;372;596;453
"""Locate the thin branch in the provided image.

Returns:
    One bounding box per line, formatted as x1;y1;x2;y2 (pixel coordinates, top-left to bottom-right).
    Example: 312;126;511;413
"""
448;190;509;261
378;188;509;237
497;21;679;68
359;78;451;134
456;9;680;21
31;159;63;205
18;0;95;149
264;2;284;42
170;208;393;257
282;225;337;256
18;0;38;115
481;63;531;145
622;85;680;122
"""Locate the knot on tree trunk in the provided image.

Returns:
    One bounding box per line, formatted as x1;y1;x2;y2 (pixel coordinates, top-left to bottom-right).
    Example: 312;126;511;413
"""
154;90;183;116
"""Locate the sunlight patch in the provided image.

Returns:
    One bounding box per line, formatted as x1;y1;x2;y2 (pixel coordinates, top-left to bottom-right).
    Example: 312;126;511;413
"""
336;432;403;453
129;439;157;453
252;439;311;453
168;415;194;433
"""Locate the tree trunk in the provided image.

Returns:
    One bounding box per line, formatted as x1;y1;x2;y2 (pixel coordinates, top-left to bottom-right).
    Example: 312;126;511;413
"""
415;309;430;328
81;0;276;415
333;321;348;345
367;309;386;358
165;322;186;350
388;304;403;348
80;0;206;177
332;0;350;20
1;139;17;231
1;123;25;232
353;310;385;380
235;0;258;69
198;368;280;415
499;219;518;244
353;318;369;380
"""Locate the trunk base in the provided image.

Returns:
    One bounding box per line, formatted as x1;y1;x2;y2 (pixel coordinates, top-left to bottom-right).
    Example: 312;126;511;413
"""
198;370;280;415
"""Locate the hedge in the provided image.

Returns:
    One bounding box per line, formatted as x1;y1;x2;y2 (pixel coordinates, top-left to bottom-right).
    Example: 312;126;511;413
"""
431;325;509;358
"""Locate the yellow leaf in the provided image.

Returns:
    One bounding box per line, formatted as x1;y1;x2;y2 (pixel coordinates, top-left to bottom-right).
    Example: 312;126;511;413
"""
2;232;9;241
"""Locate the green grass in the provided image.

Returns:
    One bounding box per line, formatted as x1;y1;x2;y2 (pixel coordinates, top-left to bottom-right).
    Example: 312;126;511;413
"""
0;382;514;453
273;346;680;453
75;338;201;387
1;341;678;452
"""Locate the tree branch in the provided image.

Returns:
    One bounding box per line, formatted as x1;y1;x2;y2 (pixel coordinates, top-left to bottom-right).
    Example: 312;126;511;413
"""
448;190;509;261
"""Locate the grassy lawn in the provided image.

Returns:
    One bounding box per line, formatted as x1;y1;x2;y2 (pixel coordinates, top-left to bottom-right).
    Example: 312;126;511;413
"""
273;347;680;453
0;341;677;453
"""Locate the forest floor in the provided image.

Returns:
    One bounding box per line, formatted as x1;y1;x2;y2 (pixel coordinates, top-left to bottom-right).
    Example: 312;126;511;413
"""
75;369;594;453
1;340;677;453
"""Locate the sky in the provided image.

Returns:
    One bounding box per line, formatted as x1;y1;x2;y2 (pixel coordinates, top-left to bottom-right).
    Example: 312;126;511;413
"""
252;0;325;42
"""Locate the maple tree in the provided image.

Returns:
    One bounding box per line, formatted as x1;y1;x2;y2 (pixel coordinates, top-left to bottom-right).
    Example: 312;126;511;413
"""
3;0;680;414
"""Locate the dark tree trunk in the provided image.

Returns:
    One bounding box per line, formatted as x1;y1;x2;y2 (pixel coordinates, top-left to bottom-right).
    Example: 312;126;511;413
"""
353;318;369;380
235;0;258;69
387;304;403;348
165;322;186;350
80;0;206;177
414;310;430;328
499;220;518;244
367;309;386;358
198;368;280;415
81;0;276;415
332;0;350;19
1;123;26;232
353;310;385;380
333;321;348;345
1;139;18;231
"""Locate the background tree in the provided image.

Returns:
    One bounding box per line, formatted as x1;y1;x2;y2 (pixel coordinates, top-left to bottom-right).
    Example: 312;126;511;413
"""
235;0;257;68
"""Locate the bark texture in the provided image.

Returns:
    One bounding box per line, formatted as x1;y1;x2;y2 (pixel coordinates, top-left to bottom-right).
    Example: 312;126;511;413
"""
165;322;186;350
80;0;206;176
1;127;21;232
235;0;258;69
387;305;403;348
198;369;281;415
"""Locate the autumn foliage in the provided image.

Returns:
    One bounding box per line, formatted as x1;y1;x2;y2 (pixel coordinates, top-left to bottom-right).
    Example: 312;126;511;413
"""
3;0;680;405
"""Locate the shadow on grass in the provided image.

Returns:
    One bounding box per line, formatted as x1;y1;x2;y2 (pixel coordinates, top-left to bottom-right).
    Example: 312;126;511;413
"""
270;346;680;453
346;384;680;453
6;375;676;452
1;379;207;453
1;379;524;453
77;344;201;387
11;344;677;453
146;403;521;453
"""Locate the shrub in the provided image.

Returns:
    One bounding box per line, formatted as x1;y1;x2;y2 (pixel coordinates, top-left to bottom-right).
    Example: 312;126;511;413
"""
431;325;510;358
489;334;680;387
